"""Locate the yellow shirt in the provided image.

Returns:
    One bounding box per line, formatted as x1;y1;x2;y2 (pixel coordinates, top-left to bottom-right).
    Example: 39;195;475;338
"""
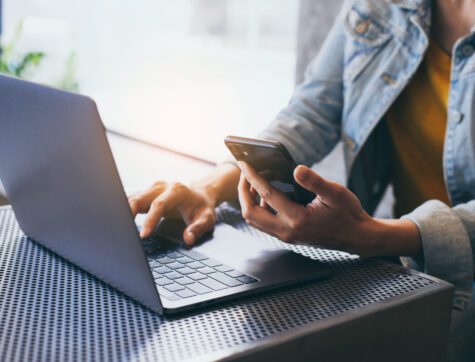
386;39;452;217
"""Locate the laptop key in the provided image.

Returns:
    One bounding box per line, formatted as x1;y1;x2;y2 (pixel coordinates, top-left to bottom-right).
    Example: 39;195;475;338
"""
237;275;258;284
166;251;183;259
157;256;174;264
202;259;222;267
178;249;208;261
189;272;207;280
196;266;215;274
144;237;165;247
214;264;234;273
187;283;213;295
177;267;195;275
175;289;197;298
177;256;195;264
226;270;246;278
175;276;194;285
165;271;183;280
144;242;166;254
199;278;227;291
209;272;243;287
187;261;205;269
157;287;180;301
149;260;161;268
164;283;185;292
155;265;172;274
156;277;173;286
167;261;185;270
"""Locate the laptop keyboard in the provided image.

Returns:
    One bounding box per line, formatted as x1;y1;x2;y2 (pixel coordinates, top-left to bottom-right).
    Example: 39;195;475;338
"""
142;238;258;301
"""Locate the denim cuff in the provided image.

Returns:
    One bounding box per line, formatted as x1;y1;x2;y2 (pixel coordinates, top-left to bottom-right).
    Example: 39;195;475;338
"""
401;200;473;311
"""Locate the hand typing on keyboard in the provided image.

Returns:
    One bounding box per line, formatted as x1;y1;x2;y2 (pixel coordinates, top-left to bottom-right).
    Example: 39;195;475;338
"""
128;164;241;246
128;181;217;245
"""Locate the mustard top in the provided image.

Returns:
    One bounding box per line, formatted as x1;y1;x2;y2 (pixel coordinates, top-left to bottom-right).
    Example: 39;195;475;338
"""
386;39;452;217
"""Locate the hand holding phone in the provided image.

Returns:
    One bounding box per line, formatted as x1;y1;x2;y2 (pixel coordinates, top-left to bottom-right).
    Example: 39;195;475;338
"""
224;136;315;205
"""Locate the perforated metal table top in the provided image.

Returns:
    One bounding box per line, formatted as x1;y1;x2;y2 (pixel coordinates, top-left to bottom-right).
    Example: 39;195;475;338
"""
0;205;442;361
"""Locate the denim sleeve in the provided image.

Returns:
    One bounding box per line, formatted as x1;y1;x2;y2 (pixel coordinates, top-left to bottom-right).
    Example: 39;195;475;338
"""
257;1;353;167
401;200;475;311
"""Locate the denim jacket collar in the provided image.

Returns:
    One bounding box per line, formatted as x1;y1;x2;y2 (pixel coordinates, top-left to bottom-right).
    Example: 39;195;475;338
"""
388;0;427;10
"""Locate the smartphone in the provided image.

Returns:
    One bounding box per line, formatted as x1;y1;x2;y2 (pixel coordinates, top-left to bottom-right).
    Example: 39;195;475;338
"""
224;135;315;205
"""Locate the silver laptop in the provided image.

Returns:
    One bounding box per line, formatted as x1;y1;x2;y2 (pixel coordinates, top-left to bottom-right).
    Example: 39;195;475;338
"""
0;75;331;314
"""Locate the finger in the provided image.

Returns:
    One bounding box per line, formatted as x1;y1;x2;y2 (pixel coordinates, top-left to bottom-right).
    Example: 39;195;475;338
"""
128;182;167;217
243;207;282;235
248;183;271;210
128;193;152;218
293;165;341;208
249;185;259;203
238;161;298;214
183;210;215;246
141;188;183;238
238;173;282;232
238;173;257;211
259;197;273;212
259;198;269;209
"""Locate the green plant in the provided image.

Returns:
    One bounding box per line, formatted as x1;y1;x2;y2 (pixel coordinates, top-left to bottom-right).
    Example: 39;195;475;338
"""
58;53;79;92
0;20;45;78
0;19;79;92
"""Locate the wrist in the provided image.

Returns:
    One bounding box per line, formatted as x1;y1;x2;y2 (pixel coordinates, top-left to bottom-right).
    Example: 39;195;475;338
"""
351;216;386;257
190;162;241;207
367;218;422;258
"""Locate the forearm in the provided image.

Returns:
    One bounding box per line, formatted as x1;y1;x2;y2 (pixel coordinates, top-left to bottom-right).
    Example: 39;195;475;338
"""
190;162;241;207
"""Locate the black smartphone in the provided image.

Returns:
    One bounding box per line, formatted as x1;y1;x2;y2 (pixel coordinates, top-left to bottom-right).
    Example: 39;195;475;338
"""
224;135;315;205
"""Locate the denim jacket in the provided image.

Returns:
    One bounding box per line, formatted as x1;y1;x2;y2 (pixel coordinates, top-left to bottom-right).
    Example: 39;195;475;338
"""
258;0;475;310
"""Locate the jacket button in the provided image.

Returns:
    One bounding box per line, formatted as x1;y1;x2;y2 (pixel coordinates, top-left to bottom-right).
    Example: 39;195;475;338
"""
381;73;397;85
450;111;463;124
344;136;357;152
355;20;369;35
461;44;474;57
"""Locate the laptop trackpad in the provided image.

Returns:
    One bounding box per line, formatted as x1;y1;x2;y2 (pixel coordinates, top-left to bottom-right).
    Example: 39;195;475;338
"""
155;220;330;281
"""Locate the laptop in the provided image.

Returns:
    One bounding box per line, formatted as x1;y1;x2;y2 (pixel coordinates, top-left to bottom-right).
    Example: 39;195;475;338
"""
0;75;331;315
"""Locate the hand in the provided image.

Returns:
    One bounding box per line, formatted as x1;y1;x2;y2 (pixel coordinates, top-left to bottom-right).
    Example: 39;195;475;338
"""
238;162;422;257
128;181;217;245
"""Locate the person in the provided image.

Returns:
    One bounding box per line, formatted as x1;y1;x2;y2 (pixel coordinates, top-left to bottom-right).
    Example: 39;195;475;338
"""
129;0;475;359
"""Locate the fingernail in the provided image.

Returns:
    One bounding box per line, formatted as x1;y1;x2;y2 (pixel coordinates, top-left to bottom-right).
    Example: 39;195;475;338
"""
187;231;196;245
296;166;309;181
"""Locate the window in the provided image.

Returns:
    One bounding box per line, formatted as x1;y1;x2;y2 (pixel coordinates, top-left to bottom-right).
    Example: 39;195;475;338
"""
4;0;298;162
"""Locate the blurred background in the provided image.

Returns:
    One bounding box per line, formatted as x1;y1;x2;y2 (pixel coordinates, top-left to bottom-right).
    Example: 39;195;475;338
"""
2;0;381;213
2;0;301;162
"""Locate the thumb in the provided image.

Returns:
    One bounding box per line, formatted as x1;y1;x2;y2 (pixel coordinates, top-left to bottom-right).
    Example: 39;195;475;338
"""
293;165;340;207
